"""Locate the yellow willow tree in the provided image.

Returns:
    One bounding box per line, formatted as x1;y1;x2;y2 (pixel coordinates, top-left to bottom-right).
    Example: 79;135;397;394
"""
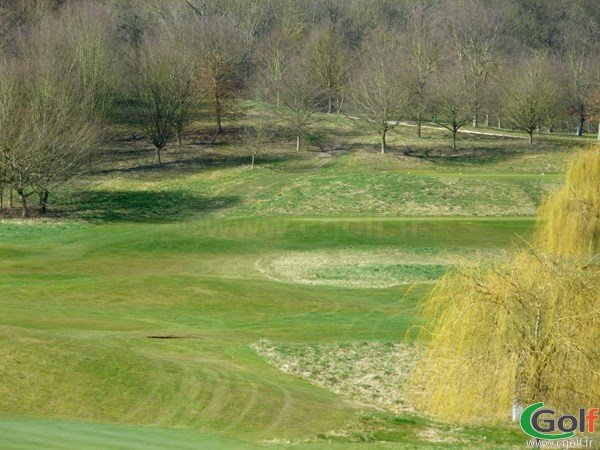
410;146;600;423
535;148;600;256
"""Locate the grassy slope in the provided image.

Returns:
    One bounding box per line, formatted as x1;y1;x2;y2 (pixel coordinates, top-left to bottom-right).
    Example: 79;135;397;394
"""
0;110;581;448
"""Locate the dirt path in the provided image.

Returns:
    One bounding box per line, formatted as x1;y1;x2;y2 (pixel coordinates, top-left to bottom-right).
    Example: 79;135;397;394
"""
349;116;528;139
397;121;528;139
394;122;527;139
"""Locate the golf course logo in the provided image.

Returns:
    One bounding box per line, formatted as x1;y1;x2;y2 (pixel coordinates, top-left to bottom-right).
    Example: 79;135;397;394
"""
520;402;599;440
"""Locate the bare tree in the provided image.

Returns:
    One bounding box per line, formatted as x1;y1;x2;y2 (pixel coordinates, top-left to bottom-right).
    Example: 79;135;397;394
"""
501;54;565;144
108;0;158;51
27;78;99;214
242;112;274;169
306;21;350;113
0;0;64;32
59;2;122;119
404;1;439;138
136;27;195;164
0;54;97;217
327;0;380;49
0;61;21;214
256;28;296;107
445;0;502;128
280;73;320;152
168;17;202;146
560;11;600;136
201;0;274;45
351;28;408;154
431;65;471;149
274;0;317;39
0;4;21;52
195;15;246;134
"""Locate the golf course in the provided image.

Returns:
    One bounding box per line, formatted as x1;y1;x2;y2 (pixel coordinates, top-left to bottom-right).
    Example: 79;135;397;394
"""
0;105;592;448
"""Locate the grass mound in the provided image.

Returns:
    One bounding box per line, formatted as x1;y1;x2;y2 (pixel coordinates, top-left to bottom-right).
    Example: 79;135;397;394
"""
239;172;559;217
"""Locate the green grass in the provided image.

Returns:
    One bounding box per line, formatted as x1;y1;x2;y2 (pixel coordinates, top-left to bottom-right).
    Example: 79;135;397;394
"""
0;108;585;448
0;216;533;448
0;419;265;449
235;171;560;217
0;417;525;449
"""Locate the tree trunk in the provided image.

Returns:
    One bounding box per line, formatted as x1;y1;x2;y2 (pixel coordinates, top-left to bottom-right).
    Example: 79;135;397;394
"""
528;130;533;144
417;112;422;138
9;188;13;208
485;112;489;127
497;118;501;129
39;188;49;214
452;129;457;149
381;130;387;154
598;122;600;141
17;189;28;218
472;108;479;128
216;108;223;134
337;94;344;113
215;92;223;134
176;128;182;146
251;154;255;169
155;147;162;165
576;115;584;137
328;93;333;114
296;134;300;152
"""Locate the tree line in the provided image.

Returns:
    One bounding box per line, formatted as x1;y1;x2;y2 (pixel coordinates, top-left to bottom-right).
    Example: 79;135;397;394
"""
0;0;599;216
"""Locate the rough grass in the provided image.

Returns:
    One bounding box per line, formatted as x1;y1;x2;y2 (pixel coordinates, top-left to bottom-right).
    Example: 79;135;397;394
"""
253;340;523;448
256;248;503;288
253;340;417;413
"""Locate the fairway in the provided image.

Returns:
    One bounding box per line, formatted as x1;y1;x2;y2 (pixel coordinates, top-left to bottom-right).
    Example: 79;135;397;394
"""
0;207;534;447
0;419;264;450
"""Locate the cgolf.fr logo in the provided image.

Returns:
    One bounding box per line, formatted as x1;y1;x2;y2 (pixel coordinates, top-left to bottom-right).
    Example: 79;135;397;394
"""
520;402;598;443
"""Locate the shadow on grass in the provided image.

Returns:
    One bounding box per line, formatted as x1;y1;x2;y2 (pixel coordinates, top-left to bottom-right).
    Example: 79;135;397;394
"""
63;189;239;223
402;145;522;166
94;145;305;177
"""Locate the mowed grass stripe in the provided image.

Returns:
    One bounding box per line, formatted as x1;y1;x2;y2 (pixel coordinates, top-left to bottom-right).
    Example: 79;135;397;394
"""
0;419;263;449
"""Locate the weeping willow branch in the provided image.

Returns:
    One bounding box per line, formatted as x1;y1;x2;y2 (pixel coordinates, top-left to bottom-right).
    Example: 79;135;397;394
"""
410;145;600;424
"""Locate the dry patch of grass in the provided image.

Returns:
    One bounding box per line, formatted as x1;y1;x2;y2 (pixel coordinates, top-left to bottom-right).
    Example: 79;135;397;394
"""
256;248;499;288
253;340;416;413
